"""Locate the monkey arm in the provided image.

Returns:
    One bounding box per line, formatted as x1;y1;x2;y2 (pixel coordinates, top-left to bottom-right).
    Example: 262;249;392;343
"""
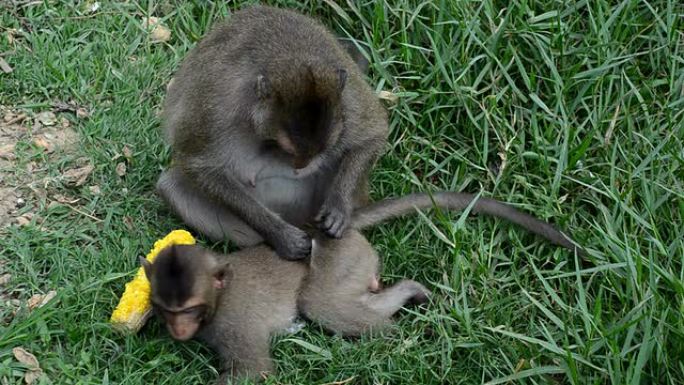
197;166;284;232
176;161;311;260
315;137;385;238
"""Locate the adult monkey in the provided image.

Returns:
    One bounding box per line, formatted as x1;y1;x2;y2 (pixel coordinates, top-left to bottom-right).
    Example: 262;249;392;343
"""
158;5;387;259
157;5;582;260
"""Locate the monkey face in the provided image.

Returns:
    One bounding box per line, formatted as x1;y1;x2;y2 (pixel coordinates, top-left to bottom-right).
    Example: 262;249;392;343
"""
275;99;335;169
142;245;230;342
253;71;341;170
153;303;208;341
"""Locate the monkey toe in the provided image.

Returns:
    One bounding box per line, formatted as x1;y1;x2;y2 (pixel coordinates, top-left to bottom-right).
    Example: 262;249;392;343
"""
400;281;432;307
321;213;336;230
278;242;311;260
408;284;432;306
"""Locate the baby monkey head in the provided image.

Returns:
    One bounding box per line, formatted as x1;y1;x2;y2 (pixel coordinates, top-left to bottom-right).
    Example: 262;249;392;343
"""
141;245;230;341
252;63;348;170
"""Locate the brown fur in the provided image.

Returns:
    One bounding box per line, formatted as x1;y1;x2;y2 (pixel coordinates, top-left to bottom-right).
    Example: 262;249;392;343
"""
145;184;585;383
158;5;387;260
145;232;428;383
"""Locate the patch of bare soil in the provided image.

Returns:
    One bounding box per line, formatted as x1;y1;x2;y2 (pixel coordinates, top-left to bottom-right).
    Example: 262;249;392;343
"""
0;103;88;324
0;104;82;228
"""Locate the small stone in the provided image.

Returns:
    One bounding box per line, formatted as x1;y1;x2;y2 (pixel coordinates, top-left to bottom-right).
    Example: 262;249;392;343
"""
0;144;15;160
33;136;52;152
378;90;399;103
0;57;12;74
15;198;25;208
35;111;57;126
115;162;126;177
142;17;171;43
122;145;133;160
27;290;57;310
15;213;33;226
76;108;89;119
62;163;94;186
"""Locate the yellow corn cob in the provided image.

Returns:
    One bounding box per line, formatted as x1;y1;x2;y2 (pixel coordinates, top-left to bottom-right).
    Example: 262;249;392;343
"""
110;229;196;332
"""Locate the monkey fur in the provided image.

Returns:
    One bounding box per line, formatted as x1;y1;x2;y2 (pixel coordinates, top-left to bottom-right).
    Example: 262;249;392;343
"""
158;5;385;260
157;5;583;261
143;234;428;383
143;190;582;383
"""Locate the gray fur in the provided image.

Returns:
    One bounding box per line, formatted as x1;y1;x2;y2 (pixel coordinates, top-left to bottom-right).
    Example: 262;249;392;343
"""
148;232;428;383
351;192;584;254
159;5;387;259
299;231;430;336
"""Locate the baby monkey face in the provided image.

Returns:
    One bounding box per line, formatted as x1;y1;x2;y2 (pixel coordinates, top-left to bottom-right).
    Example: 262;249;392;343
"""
152;301;208;341
141;245;229;342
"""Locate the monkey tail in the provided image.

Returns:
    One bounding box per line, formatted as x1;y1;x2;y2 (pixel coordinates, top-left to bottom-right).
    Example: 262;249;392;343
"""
351;192;584;255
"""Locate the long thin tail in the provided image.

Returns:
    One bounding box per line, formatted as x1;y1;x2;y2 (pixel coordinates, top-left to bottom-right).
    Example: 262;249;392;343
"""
351;192;584;254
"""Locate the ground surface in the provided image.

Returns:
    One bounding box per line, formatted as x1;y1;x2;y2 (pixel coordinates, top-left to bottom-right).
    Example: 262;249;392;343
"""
0;1;682;384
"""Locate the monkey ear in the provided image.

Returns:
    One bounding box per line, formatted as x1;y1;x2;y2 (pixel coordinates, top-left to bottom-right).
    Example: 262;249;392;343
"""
139;256;153;279
212;263;232;290
337;38;370;74
256;74;271;100
337;69;347;92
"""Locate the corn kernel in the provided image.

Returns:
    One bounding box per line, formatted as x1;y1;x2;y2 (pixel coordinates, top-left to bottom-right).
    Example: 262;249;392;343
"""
110;230;195;332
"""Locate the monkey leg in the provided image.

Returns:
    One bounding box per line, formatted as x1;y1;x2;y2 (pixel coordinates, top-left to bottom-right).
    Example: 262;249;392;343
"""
300;280;430;337
365;279;431;316
213;328;274;384
156;168;264;247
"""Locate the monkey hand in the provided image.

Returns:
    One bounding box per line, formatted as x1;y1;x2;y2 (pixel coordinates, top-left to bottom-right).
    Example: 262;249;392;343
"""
315;195;351;238
272;224;312;260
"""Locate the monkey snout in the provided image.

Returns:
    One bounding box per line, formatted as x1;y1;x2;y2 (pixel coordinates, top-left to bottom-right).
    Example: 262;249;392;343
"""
168;324;198;341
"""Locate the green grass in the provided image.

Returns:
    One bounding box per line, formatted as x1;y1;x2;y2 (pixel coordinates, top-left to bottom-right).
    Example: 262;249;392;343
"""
1;0;682;384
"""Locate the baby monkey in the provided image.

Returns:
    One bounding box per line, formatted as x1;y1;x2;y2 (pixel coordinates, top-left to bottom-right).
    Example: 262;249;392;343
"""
143;192;583;383
142;233;428;384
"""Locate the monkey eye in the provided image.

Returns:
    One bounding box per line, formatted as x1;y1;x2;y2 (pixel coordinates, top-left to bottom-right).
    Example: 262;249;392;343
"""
182;305;207;317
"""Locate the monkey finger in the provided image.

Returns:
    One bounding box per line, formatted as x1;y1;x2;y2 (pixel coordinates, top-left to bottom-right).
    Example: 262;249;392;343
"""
323;213;338;231
295;242;312;259
279;247;308;261
327;215;347;238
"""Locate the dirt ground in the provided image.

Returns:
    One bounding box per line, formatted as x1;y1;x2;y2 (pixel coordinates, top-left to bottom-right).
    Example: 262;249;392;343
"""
0;104;86;324
0;104;82;228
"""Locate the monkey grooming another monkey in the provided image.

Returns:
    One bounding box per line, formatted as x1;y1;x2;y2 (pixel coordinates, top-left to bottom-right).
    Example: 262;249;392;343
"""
157;5;583;260
142;192;582;383
158;5;387;260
